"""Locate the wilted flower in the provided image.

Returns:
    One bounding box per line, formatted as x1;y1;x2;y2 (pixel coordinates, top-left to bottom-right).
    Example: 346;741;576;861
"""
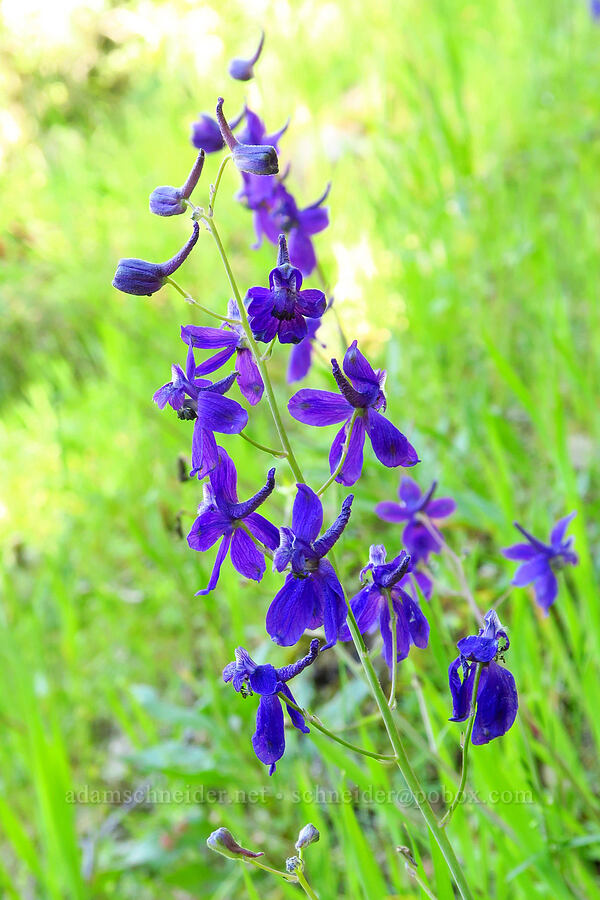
375;478;455;563
502;513;578;613
216;98;278;176
246;235;326;344
267;485;352;647
223;640;320;774
149;150;205;216
339;546;429;671
188;448;279;594
181;299;264;406
113;222;199;296
288;341;419;485
207;827;264;859
449;610;518;744
228;31;265;81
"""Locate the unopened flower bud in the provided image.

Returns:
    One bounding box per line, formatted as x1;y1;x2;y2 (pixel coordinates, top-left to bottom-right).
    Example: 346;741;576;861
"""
149;151;205;217
216;98;278;176
285;855;304;874
295;823;320;850
113;222;199;296
206;827;264;860
228;31;265;81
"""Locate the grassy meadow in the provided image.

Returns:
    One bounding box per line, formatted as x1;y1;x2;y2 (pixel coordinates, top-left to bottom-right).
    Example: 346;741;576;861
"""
1;0;599;897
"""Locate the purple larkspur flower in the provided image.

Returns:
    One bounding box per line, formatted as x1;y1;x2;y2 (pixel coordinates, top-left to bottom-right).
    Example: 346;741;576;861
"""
216;98;278;176
188;448;279;595
152;345;248;478
266;485;353;648
449;610;518;745
149;150;205;217
287;316;324;383
181;300;263;406
502;513;578;613
265;183;330;275
113;222;199;296
223;639;320;774
288;341;419;486
228;30;265;81
190;109;244;154
339;546;429;671
246;235;326;344
375;478;455;563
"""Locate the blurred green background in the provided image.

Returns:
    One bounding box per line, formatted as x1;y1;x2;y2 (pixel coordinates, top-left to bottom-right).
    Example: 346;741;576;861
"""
1;0;600;897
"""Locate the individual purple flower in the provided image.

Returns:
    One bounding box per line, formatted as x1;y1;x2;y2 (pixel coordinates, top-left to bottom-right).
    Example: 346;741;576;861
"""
375;478;455;563
449;609;518;745
152;345;248;478
265;183;330;275
113;222;199;296
228;30;265;81
289;341;419;486
339;546;429;671
287;316;325;383
223;639;320;774
188;448;279;595
502;513;578;613
246;235;326;344
190;109;244;154
181;300;263;406
216;98;278;176
149;150;205;217
266;485;353;648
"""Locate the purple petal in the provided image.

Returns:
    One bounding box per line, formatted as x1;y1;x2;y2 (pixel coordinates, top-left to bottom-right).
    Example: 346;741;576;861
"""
266;574;318;646
209;447;238;505
328;416;366;486
187;509;231;552
196;393;248;434
280;684;309;734
297;206;329;235
288;227;316;275
339;585;382;641
380;601;410;672
296;289;326;318
190;425;219;478
533;570;559;613
181;325;238;350
249;664;279;695
236;348;264;405
512;556;549;587
195;534;232;595
398;477;422;506
278;311;308;345
194;347;237;376
288;390;352;426
502;543;538;561
246;512;280;550
400;592;429;649
312;560;347;648
342;341;379;389
472;661;518;745
292;484;323;543
366;410;419;468
449;657;475;722
374;501;410;523
287;337;313;384
550;511;576;548
456;635;499;663
426;497;456;519
230;528;266;581
252;694;285;773
403;521;441;563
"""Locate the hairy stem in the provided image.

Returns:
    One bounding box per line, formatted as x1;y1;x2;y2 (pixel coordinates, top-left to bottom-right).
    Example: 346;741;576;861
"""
440;663;482;828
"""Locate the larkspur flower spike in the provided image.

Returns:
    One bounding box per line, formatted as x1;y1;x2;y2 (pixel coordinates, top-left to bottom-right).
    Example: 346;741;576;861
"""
149;149;205;217
228;30;265;81
216;98;279;176
113;222;200;296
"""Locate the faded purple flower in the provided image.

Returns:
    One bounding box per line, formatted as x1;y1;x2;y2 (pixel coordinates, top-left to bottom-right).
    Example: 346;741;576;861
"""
188;448;278;594
339;546;429;671
449;610;518;745
502;513;578;613
113;222;199;296
181;300;263;406
223;639;320;774
289;341;419;486
246;235;326;344
375;478;455;563
266;485;353;648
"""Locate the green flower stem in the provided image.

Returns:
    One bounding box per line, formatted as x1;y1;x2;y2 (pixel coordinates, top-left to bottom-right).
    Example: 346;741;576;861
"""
247;858;296;882
165;277;236;324
208;154;232;216
316;410;359;496
201;215;305;484
277;692;396;762
440;663;482;828
296;868;319;899
385;588;399;709
239;431;288;458
260;336;277;361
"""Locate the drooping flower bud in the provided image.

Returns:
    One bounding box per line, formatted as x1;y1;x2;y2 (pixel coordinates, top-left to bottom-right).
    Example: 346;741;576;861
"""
149;150;205;217
295;823;320;850
113;222;199;296
206;827;264;860
216;98;278;176
228;30;265;81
